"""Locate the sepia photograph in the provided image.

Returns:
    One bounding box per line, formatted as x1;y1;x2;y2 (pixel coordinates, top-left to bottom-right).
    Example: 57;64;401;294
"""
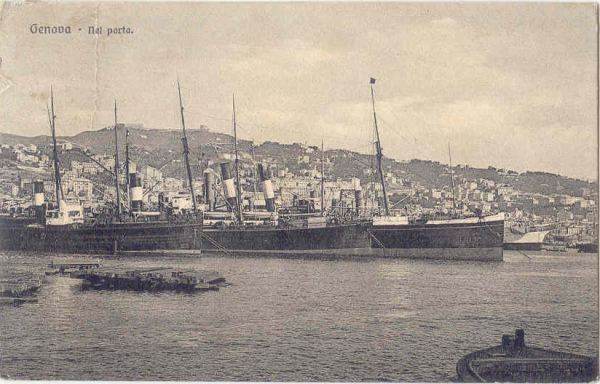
0;1;597;381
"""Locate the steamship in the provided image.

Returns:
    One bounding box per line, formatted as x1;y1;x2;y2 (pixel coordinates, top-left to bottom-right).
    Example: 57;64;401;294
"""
190;162;371;256
363;77;504;261
0;86;369;254
368;213;504;260
0;90;204;253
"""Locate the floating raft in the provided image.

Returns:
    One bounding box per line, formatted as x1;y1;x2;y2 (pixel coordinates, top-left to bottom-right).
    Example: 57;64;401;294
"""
70;266;226;293
457;329;598;382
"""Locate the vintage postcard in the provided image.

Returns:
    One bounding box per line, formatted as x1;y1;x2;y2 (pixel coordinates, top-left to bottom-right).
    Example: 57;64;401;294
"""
0;1;597;382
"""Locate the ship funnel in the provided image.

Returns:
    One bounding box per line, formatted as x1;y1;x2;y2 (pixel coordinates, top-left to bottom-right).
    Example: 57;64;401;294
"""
129;172;143;212
203;170;215;211
220;162;237;212
33;180;45;223
352;177;362;210
257;163;275;212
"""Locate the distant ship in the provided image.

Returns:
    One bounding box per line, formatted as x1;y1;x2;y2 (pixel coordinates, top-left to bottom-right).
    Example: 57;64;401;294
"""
503;230;550;251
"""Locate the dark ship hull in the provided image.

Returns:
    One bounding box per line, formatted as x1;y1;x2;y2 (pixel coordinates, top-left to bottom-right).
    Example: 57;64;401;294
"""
0;219;371;255
0;220;204;253
0;213;504;261
576;242;598;253
196;222;372;257
0;215;37;228
368;214;505;261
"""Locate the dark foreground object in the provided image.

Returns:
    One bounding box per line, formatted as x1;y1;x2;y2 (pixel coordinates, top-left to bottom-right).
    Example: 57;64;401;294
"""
70;267;226;293
577;242;598;253
457;329;598;382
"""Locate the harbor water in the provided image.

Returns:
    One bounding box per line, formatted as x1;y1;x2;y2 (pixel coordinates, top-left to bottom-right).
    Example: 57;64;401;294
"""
0;250;597;381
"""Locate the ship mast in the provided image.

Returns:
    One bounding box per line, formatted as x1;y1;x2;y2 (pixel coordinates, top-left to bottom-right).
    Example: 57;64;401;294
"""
177;79;197;213
113;100;122;218
232;94;243;223
48;86;63;210
125;128;130;212
321;138;325;216
250;141;257;193
448;142;457;212
370;77;390;216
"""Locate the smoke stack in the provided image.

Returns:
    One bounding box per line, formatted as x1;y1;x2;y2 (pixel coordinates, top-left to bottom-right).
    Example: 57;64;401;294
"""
257;163;275;212
203;170;215;211
33;180;45;223
220;162;237;212
129;172;143;212
352;177;363;210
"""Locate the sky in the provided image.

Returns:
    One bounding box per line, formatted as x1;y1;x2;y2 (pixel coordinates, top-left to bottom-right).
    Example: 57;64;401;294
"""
0;2;597;180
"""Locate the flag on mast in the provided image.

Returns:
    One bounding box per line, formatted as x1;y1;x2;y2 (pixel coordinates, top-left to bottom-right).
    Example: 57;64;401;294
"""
370;77;376;84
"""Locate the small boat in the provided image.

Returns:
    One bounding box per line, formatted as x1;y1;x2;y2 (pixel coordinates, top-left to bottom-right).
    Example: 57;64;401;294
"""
576;241;598;254
456;329;597;382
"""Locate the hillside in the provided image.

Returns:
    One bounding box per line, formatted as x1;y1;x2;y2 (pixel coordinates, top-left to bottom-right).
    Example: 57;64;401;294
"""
1;127;596;197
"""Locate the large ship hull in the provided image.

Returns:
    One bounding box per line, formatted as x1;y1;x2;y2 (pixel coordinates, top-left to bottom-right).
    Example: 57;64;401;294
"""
0;220;371;254
0;221;203;253
196;222;371;253
0;215;504;261
369;214;505;261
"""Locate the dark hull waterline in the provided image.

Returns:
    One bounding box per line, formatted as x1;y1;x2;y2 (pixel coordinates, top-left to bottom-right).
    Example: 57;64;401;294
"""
0;217;504;260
